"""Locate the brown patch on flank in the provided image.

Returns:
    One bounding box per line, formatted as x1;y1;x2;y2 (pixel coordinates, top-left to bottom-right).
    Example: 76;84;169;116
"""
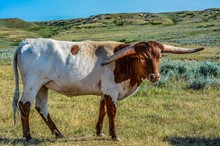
71;45;80;55
35;107;63;138
19;101;32;140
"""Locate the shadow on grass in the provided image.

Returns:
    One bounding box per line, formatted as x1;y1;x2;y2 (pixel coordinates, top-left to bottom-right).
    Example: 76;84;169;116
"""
165;137;220;146
0;136;110;145
0;138;46;145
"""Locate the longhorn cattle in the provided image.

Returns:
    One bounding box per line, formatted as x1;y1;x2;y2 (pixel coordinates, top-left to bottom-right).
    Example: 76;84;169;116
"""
13;38;204;141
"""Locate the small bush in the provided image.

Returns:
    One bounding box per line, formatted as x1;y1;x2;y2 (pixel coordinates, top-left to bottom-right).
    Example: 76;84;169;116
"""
199;61;220;77
187;77;210;90
159;59;220;90
105;16;112;19
160;59;199;80
160;63;175;74
113;20;125;26
0;48;14;65
11;40;21;46
148;22;162;25
188;77;220;90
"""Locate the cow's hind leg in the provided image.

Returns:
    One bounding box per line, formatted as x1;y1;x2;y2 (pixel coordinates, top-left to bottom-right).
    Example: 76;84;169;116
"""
95;96;106;136
19;101;31;140
35;86;64;138
19;81;43;141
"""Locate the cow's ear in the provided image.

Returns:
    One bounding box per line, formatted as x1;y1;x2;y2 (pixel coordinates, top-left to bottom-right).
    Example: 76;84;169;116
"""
71;45;80;55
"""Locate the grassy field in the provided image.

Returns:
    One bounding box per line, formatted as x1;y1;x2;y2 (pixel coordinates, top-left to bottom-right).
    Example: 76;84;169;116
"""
0;65;220;145
0;8;220;145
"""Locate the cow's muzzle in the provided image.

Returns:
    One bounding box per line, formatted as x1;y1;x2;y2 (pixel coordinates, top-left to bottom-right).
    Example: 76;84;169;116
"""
149;73;160;82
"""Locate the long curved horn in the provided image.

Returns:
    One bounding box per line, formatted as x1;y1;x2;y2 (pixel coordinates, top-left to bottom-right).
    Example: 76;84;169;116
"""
163;44;204;54
101;46;136;66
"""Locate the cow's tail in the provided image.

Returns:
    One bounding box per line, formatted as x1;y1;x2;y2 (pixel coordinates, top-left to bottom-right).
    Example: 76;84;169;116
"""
12;43;23;126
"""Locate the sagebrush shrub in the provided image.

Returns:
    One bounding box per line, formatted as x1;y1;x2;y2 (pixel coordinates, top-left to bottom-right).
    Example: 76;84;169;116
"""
199;61;220;77
159;59;220;89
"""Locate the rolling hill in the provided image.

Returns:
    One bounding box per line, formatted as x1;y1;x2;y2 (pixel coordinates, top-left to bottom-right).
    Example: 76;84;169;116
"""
0;8;219;60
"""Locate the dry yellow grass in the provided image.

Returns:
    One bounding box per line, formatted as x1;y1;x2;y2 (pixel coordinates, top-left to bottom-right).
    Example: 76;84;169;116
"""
0;65;220;145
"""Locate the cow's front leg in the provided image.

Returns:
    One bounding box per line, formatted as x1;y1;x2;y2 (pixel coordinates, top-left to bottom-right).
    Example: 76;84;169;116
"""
104;95;120;141
96;97;106;136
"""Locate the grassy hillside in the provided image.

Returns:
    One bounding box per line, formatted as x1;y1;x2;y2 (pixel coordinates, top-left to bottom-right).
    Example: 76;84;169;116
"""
0;18;37;29
0;18;40;49
0;9;219;44
0;8;219;60
163;8;220;24
36;8;220;28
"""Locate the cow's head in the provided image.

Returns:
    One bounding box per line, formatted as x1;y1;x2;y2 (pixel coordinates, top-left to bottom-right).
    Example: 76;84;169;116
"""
101;41;204;83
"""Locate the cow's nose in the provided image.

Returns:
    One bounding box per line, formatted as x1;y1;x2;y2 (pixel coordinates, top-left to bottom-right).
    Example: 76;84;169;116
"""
149;74;155;80
149;73;160;82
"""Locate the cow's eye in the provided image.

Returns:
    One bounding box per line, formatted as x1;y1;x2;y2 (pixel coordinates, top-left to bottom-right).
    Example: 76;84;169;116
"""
140;57;144;60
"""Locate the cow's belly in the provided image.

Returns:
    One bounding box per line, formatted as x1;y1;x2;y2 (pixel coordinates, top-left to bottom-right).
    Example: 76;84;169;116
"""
45;80;102;96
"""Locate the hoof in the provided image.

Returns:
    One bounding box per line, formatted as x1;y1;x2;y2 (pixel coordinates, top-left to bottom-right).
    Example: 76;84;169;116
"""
112;136;121;142
24;134;32;141
97;132;105;137
55;133;64;139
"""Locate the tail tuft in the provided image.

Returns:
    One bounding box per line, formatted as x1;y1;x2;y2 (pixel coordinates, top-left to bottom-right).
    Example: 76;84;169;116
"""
12;89;19;126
